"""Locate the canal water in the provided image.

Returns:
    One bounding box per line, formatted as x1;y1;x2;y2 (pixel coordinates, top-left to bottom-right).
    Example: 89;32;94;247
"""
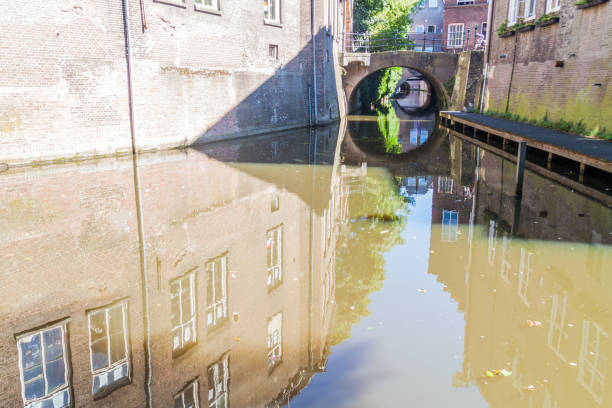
1;109;611;408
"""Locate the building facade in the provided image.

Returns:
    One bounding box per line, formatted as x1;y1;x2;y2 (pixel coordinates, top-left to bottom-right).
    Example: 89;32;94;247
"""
483;0;612;130
442;0;489;52
0;0;347;168
409;0;446;52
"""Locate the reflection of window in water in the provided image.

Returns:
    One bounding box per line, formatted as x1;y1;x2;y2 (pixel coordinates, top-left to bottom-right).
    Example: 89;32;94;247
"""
174;379;199;408
410;128;419;145
518;248;533;307
442;209;458;242
437;176;454;194
421;129;428;143
206;255;228;331
171;271;197;356
267;312;283;371
17;323;71;408
578;320;608;404
548;282;568;361
500;234;511;284
88;302;130;396
267;225;283;291
208;353;230;408
487;220;497;266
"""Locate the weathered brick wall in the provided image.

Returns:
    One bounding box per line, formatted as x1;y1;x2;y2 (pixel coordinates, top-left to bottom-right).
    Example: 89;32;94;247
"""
0;0;342;167
484;0;612;130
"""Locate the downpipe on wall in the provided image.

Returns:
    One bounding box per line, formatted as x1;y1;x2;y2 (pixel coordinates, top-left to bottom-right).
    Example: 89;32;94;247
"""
479;0;495;112
122;0;137;153
311;0;319;126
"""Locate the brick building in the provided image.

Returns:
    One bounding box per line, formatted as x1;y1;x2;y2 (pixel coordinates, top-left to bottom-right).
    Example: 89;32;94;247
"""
442;0;489;52
483;0;612;130
408;0;445;52
0;1;347;168
0;128;345;407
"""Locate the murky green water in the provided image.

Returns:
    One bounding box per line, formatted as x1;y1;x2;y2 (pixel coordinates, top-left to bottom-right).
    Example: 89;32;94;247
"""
1;112;611;407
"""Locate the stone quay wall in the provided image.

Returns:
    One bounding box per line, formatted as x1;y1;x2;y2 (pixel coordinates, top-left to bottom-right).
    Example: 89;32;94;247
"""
484;0;612;130
0;0;345;167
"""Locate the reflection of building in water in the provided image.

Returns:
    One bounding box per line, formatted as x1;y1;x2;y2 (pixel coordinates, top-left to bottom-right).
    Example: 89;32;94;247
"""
0;129;346;407
428;136;612;407
395;69;432;110
400;176;434;196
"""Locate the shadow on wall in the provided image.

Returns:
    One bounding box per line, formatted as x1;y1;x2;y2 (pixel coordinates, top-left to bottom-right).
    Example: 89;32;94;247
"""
189;29;342;147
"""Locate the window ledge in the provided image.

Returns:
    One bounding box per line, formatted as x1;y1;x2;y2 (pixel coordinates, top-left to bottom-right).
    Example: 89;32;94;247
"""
194;4;222;15
153;0;187;8
264;20;283;28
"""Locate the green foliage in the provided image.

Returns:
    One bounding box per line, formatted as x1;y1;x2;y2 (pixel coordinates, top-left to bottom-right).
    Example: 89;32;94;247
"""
536;13;559;24
484;110;612;140
376;105;403;154
444;75;456;97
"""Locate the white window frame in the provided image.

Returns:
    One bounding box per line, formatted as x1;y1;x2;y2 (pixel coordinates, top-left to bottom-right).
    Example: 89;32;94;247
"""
499;234;511;284
264;0;281;24
429;0;438;7
88;302;131;397
267;312;283;372
194;0;220;12
548;283;568;361
174;379;200;408
524;0;537;20
481;22;488;40
154;0;186;8
578;321;608;404
546;0;561;12
517;248;532;307
208;353;229;408
171;271;197;357
447;23;464;49
437;176;454;194
441;209;459;242
17;323;71;408
206;255;228;331
508;0;519;24
266;225;283;291
415;25;425;33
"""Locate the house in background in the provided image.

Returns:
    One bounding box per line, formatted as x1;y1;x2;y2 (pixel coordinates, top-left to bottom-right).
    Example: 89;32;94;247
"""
442;0;489;52
408;0;445;51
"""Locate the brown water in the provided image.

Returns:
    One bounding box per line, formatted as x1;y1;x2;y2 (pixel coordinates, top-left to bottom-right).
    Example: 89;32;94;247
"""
1;119;611;408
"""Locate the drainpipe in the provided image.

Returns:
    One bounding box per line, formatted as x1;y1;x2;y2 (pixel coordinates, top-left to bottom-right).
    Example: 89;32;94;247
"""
311;0;319;126
479;0;495;112
122;0;137;153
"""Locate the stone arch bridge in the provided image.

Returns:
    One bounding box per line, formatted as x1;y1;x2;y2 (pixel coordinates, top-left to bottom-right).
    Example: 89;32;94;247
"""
342;51;470;111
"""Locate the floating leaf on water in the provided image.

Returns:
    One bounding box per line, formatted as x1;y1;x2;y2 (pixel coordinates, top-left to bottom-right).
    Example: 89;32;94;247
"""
526;320;542;327
417;289;427;293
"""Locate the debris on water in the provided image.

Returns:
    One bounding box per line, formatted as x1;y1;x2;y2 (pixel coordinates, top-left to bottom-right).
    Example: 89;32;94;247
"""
569;362;578;367
567;323;574;327
366;327;374;331
527;320;542;327
350;305;355;310
380;230;389;234
417;289;427;293
235;336;241;342
485;369;512;378
523;385;536;391
430;250;435;254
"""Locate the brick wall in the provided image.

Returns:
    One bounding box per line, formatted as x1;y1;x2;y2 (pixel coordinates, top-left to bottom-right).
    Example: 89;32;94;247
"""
442;1;489;52
484;0;612;130
0;0;343;167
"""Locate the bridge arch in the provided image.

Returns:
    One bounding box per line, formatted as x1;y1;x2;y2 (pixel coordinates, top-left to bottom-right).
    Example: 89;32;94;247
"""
343;51;459;112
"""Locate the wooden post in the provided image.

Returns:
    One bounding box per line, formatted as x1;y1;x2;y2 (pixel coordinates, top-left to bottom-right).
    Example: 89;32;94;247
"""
547;152;553;169
515;141;527;196
502;138;507;150
579;163;586;183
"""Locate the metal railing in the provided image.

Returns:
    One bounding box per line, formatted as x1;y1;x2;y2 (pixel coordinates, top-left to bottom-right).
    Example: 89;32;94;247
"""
342;30;486;54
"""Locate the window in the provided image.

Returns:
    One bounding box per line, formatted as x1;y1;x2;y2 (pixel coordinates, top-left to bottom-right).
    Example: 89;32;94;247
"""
487;220;497;266
266;225;283;291
427;25;436;33
171;271;197;357
508;0;519;24
415;25;425;33
88;302;130;397
429;0;438;7
457;0;474;4
174;379;199;408
194;0;219;11
264;0;280;23
499;234;511;284
441;210;459;242
268;44;278;60
548;282;568;360
518;248;532;307
524;0;537;19
546;0;561;12
481;22;488;40
578;321;608;404
267;312;282;372
206;256;228;331
447;24;464;48
17;323;71;408
437;176;454;194
208;353;229;408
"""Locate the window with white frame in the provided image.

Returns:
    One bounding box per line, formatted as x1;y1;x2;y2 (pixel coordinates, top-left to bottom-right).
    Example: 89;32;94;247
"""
171;271;197;357
499;234;511;284
548;282;568;360
487;220;497;266
206;256;228;331
518;248;532;307
266;226;283;291
194;0;219;11
437;176;454;194
174;379;199;408
481;22;488;40
415;25;425;33
578;320;608;404
88;302;130;397
447;24;464;48
508;0;519;24
524;0;537;19
441;210;459;242
264;0;280;23
546;0;561;12
267;312;282;371
17;323;71;408
429;0;438;7
208;353;229;408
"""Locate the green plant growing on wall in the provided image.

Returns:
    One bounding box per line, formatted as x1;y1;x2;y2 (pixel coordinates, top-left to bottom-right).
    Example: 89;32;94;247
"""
535;13;559;24
497;20;513;37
